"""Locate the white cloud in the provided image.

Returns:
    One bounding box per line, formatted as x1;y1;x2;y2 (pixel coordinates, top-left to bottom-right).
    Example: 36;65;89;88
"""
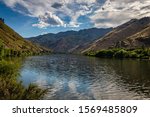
90;0;150;27
0;0;150;28
0;0;100;28
32;12;65;28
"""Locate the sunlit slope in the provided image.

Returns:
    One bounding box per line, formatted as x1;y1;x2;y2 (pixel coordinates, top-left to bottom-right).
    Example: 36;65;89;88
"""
0;21;50;53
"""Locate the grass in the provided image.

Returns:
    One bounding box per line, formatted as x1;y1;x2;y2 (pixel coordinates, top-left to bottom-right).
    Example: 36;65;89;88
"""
0;21;51;99
0;60;48;100
0;37;49;99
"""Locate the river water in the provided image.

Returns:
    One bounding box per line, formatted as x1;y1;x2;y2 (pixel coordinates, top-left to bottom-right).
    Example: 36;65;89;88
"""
20;54;150;100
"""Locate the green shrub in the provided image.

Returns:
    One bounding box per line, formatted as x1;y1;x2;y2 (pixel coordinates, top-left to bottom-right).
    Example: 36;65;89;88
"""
0;60;47;100
128;51;138;58
113;49;128;58
86;48;150;59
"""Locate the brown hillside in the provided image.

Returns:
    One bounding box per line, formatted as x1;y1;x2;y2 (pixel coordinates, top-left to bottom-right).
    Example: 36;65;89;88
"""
0;20;50;53
123;25;150;48
83;17;150;53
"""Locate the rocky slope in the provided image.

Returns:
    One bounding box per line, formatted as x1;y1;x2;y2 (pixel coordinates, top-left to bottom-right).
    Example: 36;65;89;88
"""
83;17;150;53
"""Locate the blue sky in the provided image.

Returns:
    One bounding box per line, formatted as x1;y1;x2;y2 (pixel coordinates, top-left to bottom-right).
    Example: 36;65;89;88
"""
0;0;149;37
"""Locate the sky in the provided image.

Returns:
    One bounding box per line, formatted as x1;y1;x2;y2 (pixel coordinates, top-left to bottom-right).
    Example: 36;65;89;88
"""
0;0;150;37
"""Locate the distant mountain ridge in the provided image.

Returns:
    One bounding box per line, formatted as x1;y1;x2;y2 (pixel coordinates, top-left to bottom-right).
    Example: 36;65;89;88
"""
83;17;150;53
27;17;150;54
28;28;113;53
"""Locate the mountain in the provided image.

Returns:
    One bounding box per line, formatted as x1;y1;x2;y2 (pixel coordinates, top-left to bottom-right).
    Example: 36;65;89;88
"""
83;17;150;53
122;25;150;48
0;20;50;54
28;28;112;53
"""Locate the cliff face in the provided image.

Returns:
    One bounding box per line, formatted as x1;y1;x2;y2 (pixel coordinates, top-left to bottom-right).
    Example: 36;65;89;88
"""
83;17;150;53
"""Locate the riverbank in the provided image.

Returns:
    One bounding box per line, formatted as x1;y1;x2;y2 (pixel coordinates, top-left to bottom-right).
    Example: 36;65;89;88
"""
85;48;150;59
0;59;48;100
0;41;50;99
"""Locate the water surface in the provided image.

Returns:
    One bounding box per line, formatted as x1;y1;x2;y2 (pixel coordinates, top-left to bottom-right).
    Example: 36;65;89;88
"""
20;54;150;99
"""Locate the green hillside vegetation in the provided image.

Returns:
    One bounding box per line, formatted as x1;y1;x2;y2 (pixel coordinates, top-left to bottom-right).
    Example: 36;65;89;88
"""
86;48;150;59
0;40;21;57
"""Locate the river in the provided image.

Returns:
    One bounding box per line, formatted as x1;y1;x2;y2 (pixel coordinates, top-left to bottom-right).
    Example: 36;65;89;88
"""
19;54;150;100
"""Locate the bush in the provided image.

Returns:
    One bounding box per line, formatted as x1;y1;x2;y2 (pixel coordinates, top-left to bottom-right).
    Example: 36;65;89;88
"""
113;49;128;58
96;50;113;58
0;60;47;100
128;51;138;58
86;48;150;59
